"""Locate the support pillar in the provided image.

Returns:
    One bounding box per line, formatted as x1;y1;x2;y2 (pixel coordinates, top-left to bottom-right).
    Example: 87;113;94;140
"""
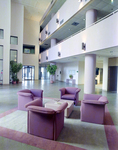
51;38;57;47
102;57;108;91
84;54;96;94
86;9;97;28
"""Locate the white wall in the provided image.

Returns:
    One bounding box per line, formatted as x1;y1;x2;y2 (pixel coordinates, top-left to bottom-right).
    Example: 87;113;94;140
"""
0;0;11;84
23;18;39;80
61;61;79;84
11;2;24;82
41;12;118;64
40;0;90;41
78;61;84;84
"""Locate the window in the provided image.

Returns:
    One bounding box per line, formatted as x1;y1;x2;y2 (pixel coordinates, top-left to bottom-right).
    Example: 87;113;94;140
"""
10;50;17;83
0;29;4;39
23;45;35;54
0;45;3;84
10;36;18;45
10;50;17;62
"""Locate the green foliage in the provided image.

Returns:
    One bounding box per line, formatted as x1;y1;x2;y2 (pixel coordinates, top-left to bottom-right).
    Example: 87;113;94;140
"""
10;61;23;81
46;65;57;75
69;74;73;78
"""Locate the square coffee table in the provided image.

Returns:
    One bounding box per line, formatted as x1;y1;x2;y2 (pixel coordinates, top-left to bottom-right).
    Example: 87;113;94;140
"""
45;99;74;118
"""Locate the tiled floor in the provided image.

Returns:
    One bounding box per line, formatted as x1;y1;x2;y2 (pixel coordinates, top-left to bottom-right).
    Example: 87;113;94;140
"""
0;80;118;150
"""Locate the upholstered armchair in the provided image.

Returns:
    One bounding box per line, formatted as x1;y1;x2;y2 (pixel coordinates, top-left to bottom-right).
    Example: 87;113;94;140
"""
25;99;68;140
59;87;81;105
17;89;43;111
80;94;109;124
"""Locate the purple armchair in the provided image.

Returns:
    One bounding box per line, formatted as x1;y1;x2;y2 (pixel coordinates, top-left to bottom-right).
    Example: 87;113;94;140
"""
17;89;43;111
59;87;81;105
25;99;68;140
80;94;109;124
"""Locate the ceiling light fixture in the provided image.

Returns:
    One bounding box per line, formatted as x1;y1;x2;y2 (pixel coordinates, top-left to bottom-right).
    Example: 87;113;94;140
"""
78;0;82;2
56;19;59;23
82;43;86;50
58;52;61;57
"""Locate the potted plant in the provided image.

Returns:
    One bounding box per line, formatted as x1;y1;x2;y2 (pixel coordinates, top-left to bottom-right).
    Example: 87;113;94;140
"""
69;74;73;79
46;64;57;83
10;61;23;84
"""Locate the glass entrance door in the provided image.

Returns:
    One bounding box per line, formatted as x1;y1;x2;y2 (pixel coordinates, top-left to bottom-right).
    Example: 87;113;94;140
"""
23;66;34;80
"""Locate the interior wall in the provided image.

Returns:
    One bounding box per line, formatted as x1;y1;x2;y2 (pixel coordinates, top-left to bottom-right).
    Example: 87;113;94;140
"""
60;61;79;84
11;2;24;82
78;61;84;84
23;18;39;80
0;0;11;84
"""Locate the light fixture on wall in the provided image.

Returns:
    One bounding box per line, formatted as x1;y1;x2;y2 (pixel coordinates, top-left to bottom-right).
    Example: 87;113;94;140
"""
82;43;86;50
45;31;47;34
58;51;61;57
56;18;59;23
46;56;48;60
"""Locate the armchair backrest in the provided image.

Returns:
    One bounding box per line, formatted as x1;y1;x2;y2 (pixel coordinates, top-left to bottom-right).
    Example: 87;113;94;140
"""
27;106;55;114
65;87;78;94
30;89;43;98
18;89;31;93
84;94;102;100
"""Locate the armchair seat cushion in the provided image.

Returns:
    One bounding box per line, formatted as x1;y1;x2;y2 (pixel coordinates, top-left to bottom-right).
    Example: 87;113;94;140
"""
61;94;75;100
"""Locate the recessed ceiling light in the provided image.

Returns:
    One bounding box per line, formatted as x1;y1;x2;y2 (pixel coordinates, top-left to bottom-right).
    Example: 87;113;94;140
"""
111;0;113;3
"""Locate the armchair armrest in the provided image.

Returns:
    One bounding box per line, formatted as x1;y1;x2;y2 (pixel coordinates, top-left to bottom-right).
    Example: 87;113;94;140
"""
55;102;68;113
82;100;106;105
59;88;66;96
26;106;55;114
75;89;81;93
17;92;33;97
25;99;42;108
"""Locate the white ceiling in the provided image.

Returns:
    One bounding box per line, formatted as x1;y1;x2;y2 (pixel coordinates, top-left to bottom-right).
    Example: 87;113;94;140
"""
11;0;52;21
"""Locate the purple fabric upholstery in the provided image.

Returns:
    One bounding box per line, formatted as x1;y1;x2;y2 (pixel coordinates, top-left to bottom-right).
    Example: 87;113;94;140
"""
81;94;109;124
26;100;68;140
59;87;81;105
17;89;43;111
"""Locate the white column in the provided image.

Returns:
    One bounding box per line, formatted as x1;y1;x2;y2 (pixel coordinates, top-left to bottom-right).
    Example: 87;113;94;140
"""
51;38;57;47
102;57;108;91
86;9;97;28
0;0;11;84
84;54;96;94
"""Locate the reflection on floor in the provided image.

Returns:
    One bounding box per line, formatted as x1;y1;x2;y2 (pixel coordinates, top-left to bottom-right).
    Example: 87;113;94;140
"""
0;80;118;150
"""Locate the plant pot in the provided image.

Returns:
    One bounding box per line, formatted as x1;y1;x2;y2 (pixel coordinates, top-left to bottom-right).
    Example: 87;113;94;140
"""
50;80;54;84
16;81;19;84
12;81;16;84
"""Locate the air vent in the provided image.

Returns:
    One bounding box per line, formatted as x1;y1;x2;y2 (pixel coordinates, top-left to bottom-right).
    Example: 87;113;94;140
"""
71;22;79;26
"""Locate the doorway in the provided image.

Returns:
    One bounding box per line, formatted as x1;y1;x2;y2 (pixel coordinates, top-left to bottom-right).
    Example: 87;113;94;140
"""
22;66;35;80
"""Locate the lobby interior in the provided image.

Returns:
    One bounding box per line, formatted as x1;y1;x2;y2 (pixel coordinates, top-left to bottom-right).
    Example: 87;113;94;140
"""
0;0;118;149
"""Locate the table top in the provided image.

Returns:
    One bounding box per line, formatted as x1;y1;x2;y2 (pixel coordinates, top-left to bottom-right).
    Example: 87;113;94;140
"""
45;99;74;108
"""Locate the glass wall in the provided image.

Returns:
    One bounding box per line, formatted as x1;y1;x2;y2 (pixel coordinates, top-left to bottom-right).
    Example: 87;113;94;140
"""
0;45;3;84
22;66;35;80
